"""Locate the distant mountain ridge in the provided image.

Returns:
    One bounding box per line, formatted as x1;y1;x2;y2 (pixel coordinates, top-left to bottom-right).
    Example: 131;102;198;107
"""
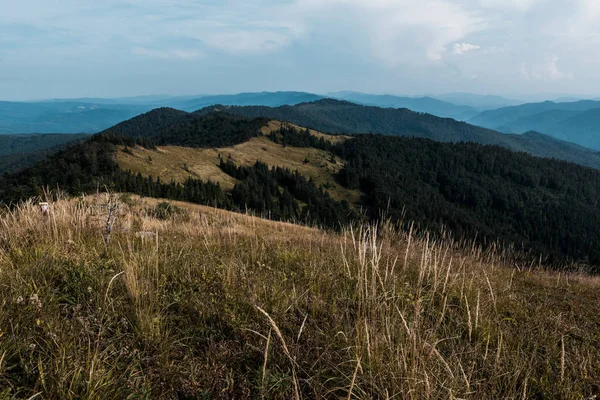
433;93;523;110
328;92;479;120
469;100;600;150
0;92;323;134
167;91;325;112
197;99;600;170
6;92;600;152
0;101;152;134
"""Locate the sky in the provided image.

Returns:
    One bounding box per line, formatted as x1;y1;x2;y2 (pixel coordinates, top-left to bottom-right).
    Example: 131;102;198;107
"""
1;0;600;101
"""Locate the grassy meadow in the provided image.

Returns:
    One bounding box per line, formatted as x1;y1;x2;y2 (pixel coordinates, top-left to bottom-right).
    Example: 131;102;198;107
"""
0;194;599;399
116;121;359;205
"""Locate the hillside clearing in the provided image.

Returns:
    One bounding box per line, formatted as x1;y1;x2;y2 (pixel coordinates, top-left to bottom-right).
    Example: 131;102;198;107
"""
260;120;351;144
116;135;360;204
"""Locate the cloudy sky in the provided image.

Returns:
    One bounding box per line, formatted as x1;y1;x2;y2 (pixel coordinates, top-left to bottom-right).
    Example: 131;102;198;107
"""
2;0;600;100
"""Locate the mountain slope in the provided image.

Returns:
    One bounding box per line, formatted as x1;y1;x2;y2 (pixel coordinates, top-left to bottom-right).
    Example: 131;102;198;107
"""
329;92;479;120
0;133;90;157
3;196;599;398
547;108;600;150
0;133;90;174
496;109;580;134
197;99;600;170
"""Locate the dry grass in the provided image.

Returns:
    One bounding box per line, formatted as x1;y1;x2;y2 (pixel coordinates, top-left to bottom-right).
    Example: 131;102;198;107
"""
0;194;599;399
260;120;351;145
116;136;360;203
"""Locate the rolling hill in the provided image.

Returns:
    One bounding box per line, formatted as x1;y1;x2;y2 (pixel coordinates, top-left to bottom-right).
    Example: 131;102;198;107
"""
5;109;600;268
196;99;600;170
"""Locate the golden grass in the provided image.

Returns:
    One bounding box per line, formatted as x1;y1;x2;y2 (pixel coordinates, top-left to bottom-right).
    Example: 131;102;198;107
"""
261;120;351;144
116;136;360;203
1;194;599;399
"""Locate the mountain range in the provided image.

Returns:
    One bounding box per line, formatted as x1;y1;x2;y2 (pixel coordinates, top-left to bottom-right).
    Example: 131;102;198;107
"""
4;91;600;154
328;92;480;120
0;91;528;136
469;100;600;150
196;99;600;170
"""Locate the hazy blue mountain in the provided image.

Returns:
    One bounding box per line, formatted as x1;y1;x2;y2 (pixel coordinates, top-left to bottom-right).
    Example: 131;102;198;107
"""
0;102;150;134
545;108;600;150
434;93;522;110
41;95;191;105
469;100;600;130
469;100;600;150
0;92;323;134
552;96;591;103
169;91;325;112
328;91;479;120
496;109;581;134
198;99;600;170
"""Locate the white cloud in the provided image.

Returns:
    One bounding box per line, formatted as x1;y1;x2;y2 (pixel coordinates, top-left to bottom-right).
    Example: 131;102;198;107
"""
453;43;481;55
292;0;485;64
545;56;574;80
132;47;203;60
480;0;542;11
521;56;574;80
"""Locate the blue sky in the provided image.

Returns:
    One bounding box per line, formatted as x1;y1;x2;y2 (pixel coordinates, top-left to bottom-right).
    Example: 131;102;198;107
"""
2;0;600;100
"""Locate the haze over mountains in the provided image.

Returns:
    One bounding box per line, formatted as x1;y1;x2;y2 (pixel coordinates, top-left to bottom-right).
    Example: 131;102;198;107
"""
3;91;600;151
469;100;600;150
328;92;481;120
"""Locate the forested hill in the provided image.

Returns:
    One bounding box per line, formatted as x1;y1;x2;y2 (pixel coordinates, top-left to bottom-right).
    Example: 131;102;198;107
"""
334;134;600;267
101;108;270;147
0;133;90;174
5;110;600;269
198;99;600;170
